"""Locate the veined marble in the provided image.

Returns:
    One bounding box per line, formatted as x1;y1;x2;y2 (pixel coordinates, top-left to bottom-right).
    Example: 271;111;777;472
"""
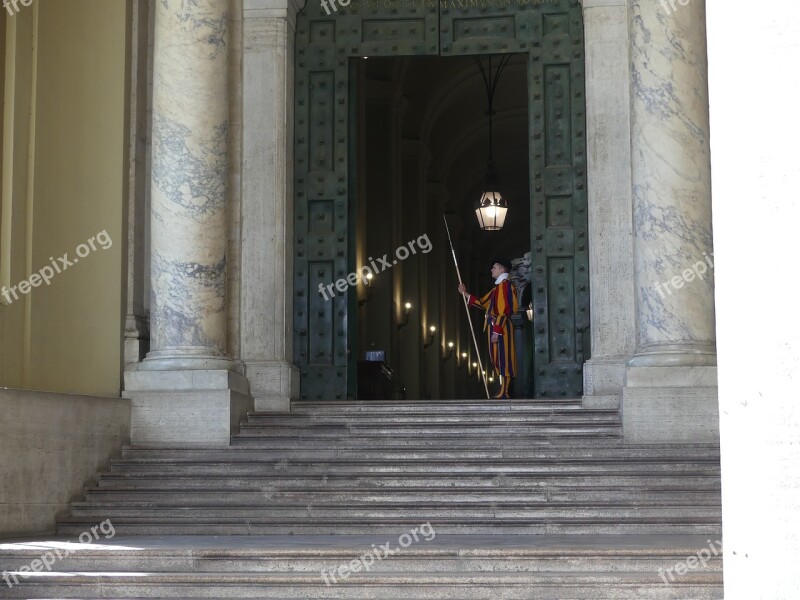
147;0;231;367
629;0;716;365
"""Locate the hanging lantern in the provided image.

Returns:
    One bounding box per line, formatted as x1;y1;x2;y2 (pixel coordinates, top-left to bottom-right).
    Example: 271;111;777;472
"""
475;190;508;231
473;54;512;231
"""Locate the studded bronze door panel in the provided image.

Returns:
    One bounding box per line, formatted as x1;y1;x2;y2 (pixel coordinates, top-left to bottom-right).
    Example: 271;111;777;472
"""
294;3;439;400
527;5;589;397
294;0;588;399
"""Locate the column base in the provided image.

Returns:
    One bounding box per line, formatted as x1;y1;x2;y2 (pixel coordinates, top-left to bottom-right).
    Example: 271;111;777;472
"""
140;347;244;373
123;314;149;366
582;357;627;410
583;395;621;409
627;343;717;367
622;366;719;444
244;360;299;412
124;369;253;446
583;357;628;395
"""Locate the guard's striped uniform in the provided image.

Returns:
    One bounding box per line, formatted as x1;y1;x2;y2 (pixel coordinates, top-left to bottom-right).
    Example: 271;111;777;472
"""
468;278;518;386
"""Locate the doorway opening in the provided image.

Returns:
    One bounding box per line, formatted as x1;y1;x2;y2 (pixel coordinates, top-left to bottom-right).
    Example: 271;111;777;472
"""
292;1;590;401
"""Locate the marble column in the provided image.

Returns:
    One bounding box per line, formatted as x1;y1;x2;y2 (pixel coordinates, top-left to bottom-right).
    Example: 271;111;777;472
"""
622;0;719;443
629;0;716;368
125;0;252;445
144;0;232;370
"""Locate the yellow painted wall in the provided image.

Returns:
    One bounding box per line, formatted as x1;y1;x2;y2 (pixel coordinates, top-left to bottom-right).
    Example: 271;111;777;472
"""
0;7;33;388
1;0;127;396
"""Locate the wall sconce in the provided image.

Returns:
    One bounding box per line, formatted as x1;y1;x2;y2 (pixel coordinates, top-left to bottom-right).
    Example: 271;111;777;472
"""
358;272;374;307
443;341;455;361
526;302;534;321
397;301;412;330
424;325;436;349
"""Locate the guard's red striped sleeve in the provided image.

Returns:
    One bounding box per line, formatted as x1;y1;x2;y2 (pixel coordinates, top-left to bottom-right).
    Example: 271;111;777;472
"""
471;289;493;310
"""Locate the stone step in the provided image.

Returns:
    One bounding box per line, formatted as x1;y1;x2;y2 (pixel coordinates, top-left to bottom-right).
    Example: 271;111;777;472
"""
0;536;722;577
110;452;719;464
92;474;721;490
120;445;721;461
67;503;721;520
116;447;720;461
244;411;620;426
57;519;721;536
105;461;719;477
0;571;723;600
0;534;723;575
229;435;629;448
0;554;723;578
289;398;585;411
82;488;722;505
236;424;622;437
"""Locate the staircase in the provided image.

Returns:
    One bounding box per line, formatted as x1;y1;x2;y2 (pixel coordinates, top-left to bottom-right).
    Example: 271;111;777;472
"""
0;398;723;598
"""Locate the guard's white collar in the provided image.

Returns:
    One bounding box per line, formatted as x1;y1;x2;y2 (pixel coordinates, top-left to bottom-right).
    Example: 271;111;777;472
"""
495;273;509;285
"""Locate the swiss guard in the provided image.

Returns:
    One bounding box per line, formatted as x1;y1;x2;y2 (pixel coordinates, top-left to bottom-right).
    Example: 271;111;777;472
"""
458;257;519;399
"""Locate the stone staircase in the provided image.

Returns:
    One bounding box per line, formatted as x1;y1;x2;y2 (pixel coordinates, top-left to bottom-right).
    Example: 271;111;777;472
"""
0;398;723;598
